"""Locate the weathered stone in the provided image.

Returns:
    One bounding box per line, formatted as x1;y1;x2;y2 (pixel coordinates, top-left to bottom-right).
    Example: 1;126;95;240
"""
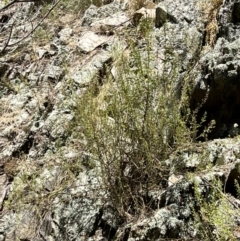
43;65;64;81
82;1;122;26
78;31;109;53
36;47;56;59
58;27;73;44
168;174;184;187
218;0;240;40
69;50;111;85
129;208;185;239
167;137;240;173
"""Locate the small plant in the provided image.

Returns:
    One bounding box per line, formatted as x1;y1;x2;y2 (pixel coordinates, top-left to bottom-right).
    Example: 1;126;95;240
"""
137;17;154;38
32;25;52;45
193;176;238;241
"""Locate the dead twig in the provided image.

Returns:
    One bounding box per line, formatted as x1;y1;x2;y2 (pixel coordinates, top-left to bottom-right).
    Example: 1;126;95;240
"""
0;21;15;53
0;0;35;12
0;0;61;52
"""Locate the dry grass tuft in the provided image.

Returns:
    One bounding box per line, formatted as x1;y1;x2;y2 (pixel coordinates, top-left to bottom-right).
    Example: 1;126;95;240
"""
200;0;224;47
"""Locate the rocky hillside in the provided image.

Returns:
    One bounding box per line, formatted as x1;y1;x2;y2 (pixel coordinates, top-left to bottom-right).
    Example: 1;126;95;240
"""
1;0;240;240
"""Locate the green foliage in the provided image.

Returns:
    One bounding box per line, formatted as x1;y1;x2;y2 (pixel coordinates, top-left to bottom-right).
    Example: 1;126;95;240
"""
69;29;199;215
137;18;154;38
193;176;237;241
32;25;52;45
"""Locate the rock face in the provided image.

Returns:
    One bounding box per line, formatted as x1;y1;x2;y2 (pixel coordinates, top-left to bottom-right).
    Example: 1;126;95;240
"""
190;0;240;139
1;0;240;240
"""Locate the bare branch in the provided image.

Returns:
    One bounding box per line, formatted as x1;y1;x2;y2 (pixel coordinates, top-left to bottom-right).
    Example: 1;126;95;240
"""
0;0;61;52
1;22;15;53
0;0;35;12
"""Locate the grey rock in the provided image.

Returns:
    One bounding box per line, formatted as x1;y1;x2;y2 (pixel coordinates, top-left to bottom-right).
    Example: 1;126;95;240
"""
48;169;119;241
116;179;195;240
0;209;39;241
43;65;64;81
58;27;73;44
69;50;111;85
81;5;99;26
218;0;240;41
36;48;49;59
156;0;203;27
37;167;63;192
129;208;184;240
78;31;110;53
91;11;130;27
167;138;240;173
82;1;121;26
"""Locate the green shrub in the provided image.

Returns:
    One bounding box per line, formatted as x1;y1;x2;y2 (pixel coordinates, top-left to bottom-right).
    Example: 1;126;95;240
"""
70;29;199;215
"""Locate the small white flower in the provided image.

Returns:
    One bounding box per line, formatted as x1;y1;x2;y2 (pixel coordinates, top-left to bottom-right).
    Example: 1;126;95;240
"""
234;123;238;128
